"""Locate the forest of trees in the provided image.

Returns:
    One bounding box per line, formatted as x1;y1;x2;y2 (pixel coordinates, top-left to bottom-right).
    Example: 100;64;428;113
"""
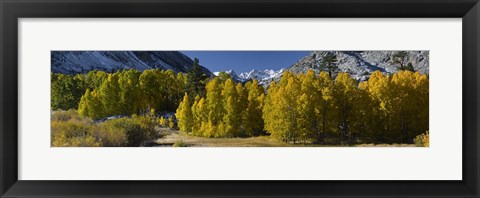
175;70;429;144
176;78;265;138
263;70;428;144
52;68;206;119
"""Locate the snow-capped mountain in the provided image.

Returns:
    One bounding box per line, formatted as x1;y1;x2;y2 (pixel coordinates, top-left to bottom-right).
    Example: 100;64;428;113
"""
213;69;245;82
238;69;284;80
51;51;212;76
288;51;429;81
214;51;428;86
238;69;284;85
214;68;285;86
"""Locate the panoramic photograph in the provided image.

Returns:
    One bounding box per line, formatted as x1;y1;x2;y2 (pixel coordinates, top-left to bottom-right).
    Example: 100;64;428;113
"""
51;50;429;147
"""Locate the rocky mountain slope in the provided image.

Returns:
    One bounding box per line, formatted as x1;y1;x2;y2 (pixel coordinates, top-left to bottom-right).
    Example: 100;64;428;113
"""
215;51;429;87
51;51;212;76
289;51;429;80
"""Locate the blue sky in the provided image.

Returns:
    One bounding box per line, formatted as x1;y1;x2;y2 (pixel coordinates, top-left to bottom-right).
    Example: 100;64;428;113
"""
181;51;311;73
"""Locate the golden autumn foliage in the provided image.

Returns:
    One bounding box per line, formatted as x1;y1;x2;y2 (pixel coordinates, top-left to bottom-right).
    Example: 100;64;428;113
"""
176;78;266;138
176;93;193;132
55;67;428;146
415;131;429;147
263;70;429;144
75;69;188;119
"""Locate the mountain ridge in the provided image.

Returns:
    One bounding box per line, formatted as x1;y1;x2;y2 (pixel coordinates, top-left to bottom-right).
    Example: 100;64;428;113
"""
51;51;213;76
289;51;429;80
214;51;429;86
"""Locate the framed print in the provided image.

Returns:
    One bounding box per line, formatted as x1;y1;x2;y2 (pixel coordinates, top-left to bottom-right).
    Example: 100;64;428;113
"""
1;0;479;197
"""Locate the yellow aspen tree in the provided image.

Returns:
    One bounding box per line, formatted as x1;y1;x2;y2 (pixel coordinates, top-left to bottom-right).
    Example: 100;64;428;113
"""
262;81;278;134
294;70;316;143
190;95;201;135
296;93;312;143
98;73;121;116
268;86;290;141
315;71;334;143
78;89;92;118
389;70;420;143
364;70;391;143
176;93;193;133
205;78;224;137
222;79;241;137
196;97;208;137
332;73;357;144
412;72;429;138
235;82;248;136
139;70;160;112
352;81;372;142
244;80;265;136
118;69;141;115
165;70;178;111
176;72;188;105
78;89;104;119
278;72;301;143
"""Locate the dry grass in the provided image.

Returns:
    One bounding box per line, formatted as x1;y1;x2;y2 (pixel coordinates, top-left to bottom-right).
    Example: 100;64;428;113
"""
155;128;290;147
153;127;416;147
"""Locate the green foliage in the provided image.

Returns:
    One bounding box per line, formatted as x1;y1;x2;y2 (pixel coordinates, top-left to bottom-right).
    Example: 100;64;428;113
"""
391;51;415;71
187;58;208;99
85;70;108;90
118;69;141;115
391;51;407;66
54;66;200;121
216;71;233;83
51;73;86;110
53;64;428;146
78;89;104;119
320;52;338;77
75;69;188;119
405;62;415;72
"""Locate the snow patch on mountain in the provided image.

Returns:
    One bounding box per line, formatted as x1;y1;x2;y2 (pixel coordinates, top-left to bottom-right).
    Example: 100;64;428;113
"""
288;51;429;81
51;51;213;76
214;68;285;86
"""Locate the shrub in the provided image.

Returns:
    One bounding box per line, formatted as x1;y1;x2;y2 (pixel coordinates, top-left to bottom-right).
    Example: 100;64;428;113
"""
158;116;167;127
51;116;101;147
173;140;189;147
414;131;429;147
51;110;157;147
94;123;127;147
168;116;176;129
104;115;156;147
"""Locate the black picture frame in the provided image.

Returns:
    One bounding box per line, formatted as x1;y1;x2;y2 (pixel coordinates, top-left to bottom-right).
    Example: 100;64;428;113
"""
1;0;479;197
